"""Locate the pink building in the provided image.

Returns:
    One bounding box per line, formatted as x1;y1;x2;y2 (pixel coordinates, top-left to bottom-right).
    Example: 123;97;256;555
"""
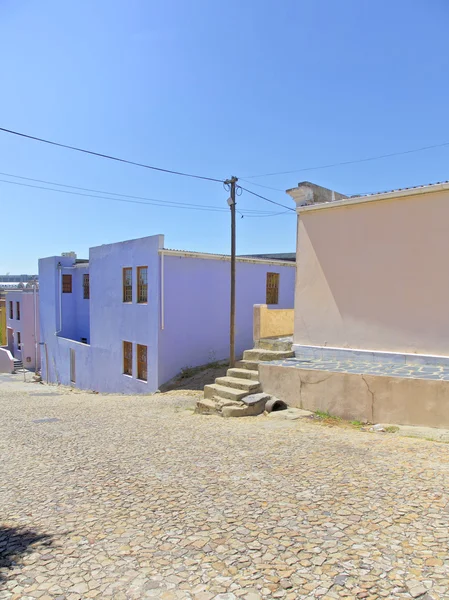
259;181;449;428
5;288;40;371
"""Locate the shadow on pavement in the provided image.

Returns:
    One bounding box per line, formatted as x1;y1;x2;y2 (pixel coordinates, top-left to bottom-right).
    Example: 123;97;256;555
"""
0;526;53;582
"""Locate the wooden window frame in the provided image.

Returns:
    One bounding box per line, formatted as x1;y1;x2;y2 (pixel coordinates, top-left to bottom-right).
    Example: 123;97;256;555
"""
62;274;72;293
266;272;280;305
123;341;133;376
16;301;20;320
83;274;90;299
123;267;132;303
137;266;148;304
137;344;148;382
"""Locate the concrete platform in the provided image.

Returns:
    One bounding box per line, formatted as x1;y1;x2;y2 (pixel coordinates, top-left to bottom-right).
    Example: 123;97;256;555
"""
259;357;449;429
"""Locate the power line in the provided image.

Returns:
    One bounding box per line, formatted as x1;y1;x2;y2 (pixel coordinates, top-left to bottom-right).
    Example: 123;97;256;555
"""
238;185;296;211
243;210;294;218
243;140;449;179
239;179;285;192
0;171;276;214
0;175;285;216
0;126;224;183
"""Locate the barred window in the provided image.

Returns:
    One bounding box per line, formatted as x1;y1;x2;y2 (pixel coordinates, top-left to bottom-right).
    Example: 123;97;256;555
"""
137;344;147;382
83;274;90;299
123;341;133;376
266;272;280;305
62;274;72;293
123;268;132;302
137;266;148;303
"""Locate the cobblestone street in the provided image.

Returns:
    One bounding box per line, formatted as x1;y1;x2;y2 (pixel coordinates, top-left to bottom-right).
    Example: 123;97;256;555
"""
1;376;449;599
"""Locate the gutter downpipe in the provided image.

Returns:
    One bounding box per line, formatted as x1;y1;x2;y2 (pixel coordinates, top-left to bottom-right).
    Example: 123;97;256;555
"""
56;263;62;335
161;251;165;330
33;283;38;374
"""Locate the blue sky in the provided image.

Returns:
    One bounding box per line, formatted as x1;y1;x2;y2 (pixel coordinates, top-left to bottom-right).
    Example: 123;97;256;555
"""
1;0;449;272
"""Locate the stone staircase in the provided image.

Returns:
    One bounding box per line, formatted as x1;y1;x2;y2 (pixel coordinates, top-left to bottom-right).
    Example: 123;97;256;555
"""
197;337;293;417
13;358;25;373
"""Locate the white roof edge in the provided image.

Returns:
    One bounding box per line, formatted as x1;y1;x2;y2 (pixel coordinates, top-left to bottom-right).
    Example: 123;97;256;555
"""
159;249;295;266
298;181;449;214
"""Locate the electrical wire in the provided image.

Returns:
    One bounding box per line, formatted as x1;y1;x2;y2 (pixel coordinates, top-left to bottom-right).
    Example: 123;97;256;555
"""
238;185;295;211
0;171;276;214
0;126;224;183
242;210;294;218
243;141;449;179
239;179;286;192
0;176;285;216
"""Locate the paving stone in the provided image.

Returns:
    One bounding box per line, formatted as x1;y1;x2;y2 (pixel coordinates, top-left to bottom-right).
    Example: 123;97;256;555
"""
1;379;449;598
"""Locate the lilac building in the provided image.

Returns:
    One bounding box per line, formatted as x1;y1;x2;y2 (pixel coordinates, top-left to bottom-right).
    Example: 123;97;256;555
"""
4;288;40;371
39;235;295;393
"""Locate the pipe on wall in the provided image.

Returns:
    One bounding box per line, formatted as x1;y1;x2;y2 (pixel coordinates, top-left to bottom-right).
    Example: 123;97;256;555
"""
160;251;165;330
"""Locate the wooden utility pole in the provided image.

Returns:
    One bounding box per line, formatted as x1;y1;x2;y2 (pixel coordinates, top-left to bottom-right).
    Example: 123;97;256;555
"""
225;176;238;368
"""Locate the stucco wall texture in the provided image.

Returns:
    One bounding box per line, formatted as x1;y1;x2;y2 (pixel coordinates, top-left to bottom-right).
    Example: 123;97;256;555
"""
5;290;40;369
295;190;449;357
40;236;295;393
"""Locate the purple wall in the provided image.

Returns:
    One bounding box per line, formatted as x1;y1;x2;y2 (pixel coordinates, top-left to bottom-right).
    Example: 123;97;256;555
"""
157;254;295;385
40;236;296;393
88;235;162;393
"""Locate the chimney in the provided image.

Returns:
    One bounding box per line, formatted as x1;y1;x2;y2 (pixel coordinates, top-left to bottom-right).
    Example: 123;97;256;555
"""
286;181;347;209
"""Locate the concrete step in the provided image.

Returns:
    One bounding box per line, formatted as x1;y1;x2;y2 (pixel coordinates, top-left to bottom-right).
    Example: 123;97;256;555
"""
227;367;259;381
204;383;249;402
256;338;293;352
235;359;260;371
196;398;222;416
243;349;295;362
215;376;261;392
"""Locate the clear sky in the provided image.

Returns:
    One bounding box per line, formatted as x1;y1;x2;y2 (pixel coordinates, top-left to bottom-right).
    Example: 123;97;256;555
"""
1;0;448;273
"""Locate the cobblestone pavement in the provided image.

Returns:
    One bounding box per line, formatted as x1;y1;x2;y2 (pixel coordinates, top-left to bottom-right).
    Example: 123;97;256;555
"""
1;378;449;599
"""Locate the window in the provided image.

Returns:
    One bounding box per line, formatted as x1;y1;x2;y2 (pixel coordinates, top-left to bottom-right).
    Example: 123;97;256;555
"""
266;272;280;305
137;344;147;381
83;274;90;299
62;274;72;293
16;302;20;320
137;266;148;303
123;268;132;302
17;332;21;346
123;341;133;376
9;301;13;319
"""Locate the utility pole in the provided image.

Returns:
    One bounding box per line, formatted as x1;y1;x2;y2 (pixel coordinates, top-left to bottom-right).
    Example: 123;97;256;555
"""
225;176;238;368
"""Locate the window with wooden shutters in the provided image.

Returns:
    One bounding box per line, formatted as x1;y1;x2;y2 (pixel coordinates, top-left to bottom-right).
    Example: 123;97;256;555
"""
137;344;147;381
123;341;133;376
62;274;72;293
137;266;148;303
266;272;280;305
83;274;90;299
123;268;132;302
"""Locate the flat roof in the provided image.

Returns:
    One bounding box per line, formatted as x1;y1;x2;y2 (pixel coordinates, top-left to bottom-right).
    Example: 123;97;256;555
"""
299;180;449;213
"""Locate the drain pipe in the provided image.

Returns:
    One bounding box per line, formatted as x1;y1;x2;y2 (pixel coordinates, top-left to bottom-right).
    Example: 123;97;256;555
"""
33;282;38;374
160;251;165;330
56;263;62;335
